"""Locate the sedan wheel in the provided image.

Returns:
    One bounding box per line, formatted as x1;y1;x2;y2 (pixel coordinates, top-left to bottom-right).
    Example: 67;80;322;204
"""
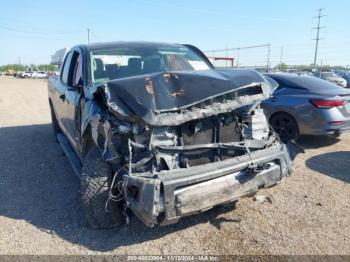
270;113;299;143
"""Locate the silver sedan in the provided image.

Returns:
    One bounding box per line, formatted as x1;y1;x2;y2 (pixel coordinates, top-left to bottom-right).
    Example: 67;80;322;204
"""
262;73;350;142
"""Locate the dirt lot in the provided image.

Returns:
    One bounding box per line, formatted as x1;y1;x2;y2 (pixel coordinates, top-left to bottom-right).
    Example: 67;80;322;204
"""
0;76;349;255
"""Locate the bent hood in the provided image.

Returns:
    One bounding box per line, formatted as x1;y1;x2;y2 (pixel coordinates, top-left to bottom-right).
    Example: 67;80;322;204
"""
104;69;272;125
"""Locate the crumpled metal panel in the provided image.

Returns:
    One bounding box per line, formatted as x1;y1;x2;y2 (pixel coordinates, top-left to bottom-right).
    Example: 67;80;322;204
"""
123;175;161;227
80;68;274;164
104;69;272;126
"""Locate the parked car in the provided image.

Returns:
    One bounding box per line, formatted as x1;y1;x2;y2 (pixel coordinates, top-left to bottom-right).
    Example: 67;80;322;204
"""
339;72;350;88
21;71;33;78
47;71;60;77
262;73;350;142
320;71;347;88
31;71;48;79
5;69;15;76
48;41;292;229
13;71;22;78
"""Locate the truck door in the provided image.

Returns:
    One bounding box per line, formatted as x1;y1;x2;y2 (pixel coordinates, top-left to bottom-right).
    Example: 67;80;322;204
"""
61;50;83;153
52;51;74;139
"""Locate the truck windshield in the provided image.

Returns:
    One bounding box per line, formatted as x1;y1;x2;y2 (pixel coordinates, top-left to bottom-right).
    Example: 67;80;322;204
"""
90;45;211;85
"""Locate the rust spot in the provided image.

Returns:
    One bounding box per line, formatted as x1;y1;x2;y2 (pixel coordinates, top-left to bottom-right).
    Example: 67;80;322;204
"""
169;89;185;97
145;77;154;95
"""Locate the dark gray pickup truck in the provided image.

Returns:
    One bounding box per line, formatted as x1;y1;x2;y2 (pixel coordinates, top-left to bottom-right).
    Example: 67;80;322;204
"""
48;41;292;229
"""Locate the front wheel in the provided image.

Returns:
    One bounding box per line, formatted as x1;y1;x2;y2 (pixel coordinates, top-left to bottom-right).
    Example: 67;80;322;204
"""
81;148;123;229
270;112;299;143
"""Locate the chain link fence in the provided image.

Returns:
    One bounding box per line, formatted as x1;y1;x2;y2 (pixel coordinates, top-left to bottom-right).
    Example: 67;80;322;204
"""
204;44;271;71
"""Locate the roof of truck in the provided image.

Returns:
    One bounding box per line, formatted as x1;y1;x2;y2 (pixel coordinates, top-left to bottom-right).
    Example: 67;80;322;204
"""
77;41;184;51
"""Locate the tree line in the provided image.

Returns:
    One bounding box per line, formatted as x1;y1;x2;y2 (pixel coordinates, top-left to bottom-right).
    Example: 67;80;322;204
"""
275;63;349;71
0;64;58;72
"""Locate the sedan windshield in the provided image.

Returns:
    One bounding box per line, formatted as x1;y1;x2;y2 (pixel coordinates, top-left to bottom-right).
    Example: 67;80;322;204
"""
90;45;211;85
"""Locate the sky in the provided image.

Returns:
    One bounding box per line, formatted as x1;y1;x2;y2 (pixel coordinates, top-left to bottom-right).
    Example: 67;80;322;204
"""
0;0;349;67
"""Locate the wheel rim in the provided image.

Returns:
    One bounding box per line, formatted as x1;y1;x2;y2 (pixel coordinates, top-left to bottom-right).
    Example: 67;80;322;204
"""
272;115;295;143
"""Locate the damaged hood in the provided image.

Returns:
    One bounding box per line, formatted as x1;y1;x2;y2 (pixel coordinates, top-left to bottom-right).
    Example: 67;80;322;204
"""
104;69;272;125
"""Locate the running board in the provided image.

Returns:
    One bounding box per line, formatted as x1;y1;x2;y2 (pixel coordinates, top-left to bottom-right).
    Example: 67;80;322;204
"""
57;133;82;178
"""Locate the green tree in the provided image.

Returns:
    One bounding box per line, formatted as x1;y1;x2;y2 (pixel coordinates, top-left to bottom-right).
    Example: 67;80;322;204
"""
0;64;26;72
38;64;58;71
276;63;288;70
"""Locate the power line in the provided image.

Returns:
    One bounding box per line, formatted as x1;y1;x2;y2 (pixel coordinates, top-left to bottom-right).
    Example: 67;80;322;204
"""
0;25;82;35
312;8;325;69
204;44;270;53
135;0;297;22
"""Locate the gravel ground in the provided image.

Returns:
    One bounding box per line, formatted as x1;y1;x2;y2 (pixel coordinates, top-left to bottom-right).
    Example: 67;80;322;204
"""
0;76;349;255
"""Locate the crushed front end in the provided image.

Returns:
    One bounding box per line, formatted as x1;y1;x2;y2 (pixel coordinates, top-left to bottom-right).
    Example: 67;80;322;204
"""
87;70;293;227
122;108;292;227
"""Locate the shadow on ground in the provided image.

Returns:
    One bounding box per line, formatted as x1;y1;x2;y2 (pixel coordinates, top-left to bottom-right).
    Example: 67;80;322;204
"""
306;151;350;183
0;124;238;252
286;135;340;161
297;135;340;149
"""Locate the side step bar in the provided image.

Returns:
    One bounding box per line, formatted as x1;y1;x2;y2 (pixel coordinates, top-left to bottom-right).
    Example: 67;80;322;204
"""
57;133;82;178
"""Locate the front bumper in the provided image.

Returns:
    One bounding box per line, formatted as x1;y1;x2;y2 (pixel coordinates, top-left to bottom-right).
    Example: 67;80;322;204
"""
123;143;292;227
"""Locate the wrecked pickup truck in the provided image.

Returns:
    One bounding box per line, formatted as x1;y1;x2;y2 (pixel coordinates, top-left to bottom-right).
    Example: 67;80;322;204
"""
48;41;292;229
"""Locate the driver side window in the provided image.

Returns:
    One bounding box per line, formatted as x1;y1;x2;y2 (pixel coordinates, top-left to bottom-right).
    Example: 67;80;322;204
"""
61;52;73;85
72;52;83;87
60;51;83;88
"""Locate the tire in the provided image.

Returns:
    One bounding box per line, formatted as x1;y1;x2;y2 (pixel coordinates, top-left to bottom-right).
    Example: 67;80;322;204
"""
81;148;123;229
50;103;61;139
270;112;299;143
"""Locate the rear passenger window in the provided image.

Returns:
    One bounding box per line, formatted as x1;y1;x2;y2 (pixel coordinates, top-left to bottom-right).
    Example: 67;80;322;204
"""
61;52;73;85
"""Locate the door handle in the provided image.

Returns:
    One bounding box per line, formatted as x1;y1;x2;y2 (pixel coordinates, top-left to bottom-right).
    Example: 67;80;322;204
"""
59;94;66;101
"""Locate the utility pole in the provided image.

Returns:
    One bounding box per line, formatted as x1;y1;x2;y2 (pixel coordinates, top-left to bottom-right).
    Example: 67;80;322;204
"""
320;60;323;77
280;46;283;64
266;43;271;72
312;8;325;69
236;48;240;67
18;56;21;65
87;28;90;44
